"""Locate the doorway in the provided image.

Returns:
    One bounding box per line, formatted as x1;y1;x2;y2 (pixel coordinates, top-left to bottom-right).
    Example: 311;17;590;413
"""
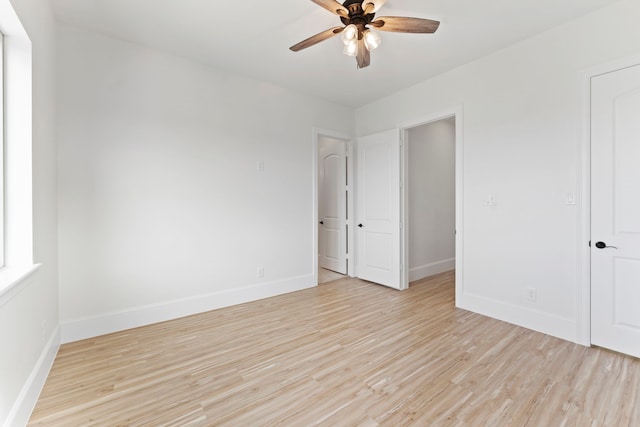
315;131;352;284
400;108;463;293
405;118;456;284
352;107;463;294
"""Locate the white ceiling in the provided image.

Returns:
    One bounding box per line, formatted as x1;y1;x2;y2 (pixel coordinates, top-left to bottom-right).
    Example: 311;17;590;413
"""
51;0;620;108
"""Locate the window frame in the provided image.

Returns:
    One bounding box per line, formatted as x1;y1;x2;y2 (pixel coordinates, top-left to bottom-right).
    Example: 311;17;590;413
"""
0;0;37;303
1;31;5;267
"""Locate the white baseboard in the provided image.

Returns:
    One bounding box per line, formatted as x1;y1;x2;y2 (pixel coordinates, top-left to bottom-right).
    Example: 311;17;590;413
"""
459;292;578;344
61;274;316;344
409;258;455;282
4;326;60;427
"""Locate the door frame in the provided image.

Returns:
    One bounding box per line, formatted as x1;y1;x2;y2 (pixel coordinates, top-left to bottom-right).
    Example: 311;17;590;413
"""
398;106;464;298
578;53;640;346
312;128;354;284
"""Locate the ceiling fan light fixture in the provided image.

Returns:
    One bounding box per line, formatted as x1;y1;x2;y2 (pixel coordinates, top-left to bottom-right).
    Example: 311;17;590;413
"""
343;38;358;57
341;24;358;45
290;0;440;69
363;28;381;51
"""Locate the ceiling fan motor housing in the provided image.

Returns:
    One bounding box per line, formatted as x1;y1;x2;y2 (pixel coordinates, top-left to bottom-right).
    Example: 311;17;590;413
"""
340;0;375;28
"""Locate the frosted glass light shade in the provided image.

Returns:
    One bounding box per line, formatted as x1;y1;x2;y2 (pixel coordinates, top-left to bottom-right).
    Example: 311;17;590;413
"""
341;24;358;45
363;29;381;50
343;39;357;57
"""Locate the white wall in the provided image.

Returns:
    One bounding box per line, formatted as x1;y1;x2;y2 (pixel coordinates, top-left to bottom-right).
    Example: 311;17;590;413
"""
57;25;354;342
357;0;640;342
0;0;59;425
408;118;455;281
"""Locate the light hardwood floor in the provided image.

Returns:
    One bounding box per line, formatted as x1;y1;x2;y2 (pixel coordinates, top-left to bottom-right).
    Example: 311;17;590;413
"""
30;271;640;426
318;267;346;284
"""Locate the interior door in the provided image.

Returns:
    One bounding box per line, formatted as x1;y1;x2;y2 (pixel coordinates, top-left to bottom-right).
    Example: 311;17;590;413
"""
356;129;402;289
591;63;640;358
318;137;347;274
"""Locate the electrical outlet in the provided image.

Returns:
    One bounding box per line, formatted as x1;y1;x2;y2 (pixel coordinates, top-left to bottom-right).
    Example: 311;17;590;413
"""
527;287;537;302
257;267;264;278
565;192;576;205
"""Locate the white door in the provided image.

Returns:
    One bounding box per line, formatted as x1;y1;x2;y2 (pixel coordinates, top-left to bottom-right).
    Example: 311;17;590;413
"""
356;129;402;289
591;64;640;358
318;137;347;274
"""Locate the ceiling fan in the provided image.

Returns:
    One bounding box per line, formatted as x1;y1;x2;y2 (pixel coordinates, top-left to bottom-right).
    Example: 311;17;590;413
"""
290;0;440;69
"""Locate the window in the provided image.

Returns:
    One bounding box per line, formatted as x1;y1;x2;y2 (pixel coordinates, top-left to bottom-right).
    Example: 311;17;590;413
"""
1;31;5;267
0;0;36;299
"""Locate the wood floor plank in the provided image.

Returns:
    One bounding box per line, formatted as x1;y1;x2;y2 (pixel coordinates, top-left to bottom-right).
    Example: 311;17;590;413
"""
29;271;640;426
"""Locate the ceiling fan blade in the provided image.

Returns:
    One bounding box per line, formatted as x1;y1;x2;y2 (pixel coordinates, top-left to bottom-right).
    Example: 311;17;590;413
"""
356;37;371;69
311;0;349;17
362;0;386;14
372;16;440;33
289;27;344;52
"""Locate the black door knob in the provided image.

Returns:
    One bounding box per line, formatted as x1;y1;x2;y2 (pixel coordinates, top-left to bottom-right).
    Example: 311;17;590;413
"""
319;221;324;225
358;223;363;228
595;241;618;249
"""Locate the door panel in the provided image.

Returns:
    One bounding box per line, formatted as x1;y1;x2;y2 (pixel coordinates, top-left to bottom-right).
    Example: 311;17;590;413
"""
364;232;391;269
318;137;347;274
613;258;640;328
357;129;401;289
613;90;640;233
591;64;640;358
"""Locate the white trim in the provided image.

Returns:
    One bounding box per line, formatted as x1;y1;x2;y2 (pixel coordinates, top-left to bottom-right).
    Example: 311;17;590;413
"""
454;111;464;306
3;326;60;427
1;0;34;271
581;54;640;80
0;32;4;267
408;258;456;282
463;292;578;343
61;274;316;343
0;263;41;308
312;130;319;285
578;65;593;347
400;130;408;290
577;54;640;347
397;106;464;299
312;127;354;283
346;139;355;277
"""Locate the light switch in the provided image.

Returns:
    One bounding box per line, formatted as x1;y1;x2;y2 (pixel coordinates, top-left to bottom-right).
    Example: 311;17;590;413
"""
483;195;496;206
565;192;576;205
